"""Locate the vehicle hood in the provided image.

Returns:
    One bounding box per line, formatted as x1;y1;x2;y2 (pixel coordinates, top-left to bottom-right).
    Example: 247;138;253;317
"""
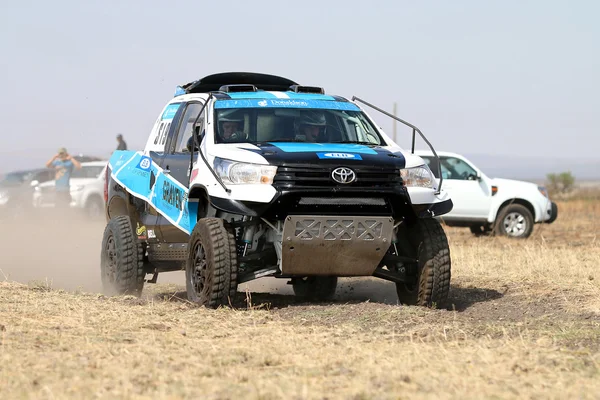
209;142;417;169
490;177;539;190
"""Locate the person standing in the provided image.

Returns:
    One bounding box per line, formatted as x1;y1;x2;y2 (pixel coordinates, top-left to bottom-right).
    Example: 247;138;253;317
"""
116;134;128;150
45;147;81;209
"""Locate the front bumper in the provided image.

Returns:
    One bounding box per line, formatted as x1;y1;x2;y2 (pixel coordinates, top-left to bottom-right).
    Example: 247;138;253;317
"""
544;201;558;224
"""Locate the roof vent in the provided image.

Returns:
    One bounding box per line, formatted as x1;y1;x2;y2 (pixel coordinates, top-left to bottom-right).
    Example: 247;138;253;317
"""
218;84;258;93
289;85;325;94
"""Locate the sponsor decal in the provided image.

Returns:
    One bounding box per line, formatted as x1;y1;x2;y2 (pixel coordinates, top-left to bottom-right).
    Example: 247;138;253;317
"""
147;229;156;239
136;223;147;240
137;156;151;171
317;152;362;160
162;180;184;211
214;99;360;111
161;103;181;120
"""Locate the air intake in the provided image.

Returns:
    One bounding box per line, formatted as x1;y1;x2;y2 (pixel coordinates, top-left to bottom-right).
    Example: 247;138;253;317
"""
218;84;258;93
289;85;325;94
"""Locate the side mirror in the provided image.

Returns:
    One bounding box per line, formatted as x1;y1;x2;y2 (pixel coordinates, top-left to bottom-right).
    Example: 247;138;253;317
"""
30;180;39;187
186;128;203;153
476;171;482;181
186;136;197;153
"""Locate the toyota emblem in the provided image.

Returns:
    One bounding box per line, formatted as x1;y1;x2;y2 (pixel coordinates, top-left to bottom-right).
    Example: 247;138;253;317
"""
331;167;356;184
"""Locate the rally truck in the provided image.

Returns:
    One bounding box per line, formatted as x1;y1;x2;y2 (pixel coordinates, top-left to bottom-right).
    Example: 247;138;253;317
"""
101;72;453;308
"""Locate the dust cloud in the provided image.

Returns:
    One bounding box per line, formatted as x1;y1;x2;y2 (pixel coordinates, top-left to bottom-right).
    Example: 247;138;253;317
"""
0;209;106;292
0;209;398;304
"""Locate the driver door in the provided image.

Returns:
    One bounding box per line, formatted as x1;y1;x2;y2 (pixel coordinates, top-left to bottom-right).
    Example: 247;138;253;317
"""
436;156;491;219
156;101;205;242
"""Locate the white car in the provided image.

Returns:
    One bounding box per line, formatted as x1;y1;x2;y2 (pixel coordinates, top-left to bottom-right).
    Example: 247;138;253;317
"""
33;161;108;218
414;150;558;238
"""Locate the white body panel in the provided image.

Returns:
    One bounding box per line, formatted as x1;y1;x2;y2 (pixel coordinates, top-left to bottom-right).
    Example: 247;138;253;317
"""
414;151;554;223
33;162;107;209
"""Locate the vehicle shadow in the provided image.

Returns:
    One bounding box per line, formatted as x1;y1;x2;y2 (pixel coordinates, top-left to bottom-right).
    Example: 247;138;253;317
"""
149;278;504;312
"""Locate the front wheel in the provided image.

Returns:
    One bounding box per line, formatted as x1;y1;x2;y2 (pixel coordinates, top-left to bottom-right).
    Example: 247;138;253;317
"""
494;204;534;239
186;218;238;308
396;218;451;307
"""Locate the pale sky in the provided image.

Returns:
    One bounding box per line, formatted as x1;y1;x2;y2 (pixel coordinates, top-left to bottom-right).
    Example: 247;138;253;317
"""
1;0;598;173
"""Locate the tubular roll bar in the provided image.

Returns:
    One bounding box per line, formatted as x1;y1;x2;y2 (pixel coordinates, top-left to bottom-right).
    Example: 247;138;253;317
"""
189;93;231;194
351;96;443;194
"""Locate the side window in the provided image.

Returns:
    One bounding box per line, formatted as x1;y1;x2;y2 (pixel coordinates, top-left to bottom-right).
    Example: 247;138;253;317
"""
421;156;441;179
173;103;204;153
440;157;478;180
34;170;54;184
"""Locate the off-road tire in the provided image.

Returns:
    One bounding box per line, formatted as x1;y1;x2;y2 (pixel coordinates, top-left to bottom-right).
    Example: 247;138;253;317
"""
100;216;145;296
292;276;338;301
186;218;238;308
396;218;451;307
494;204;534;239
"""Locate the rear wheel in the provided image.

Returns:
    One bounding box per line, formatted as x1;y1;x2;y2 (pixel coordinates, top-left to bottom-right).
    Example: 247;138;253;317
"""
396;218;451;307
186;218;238;308
292;276;338;301
494;204;534;239
100;216;145;296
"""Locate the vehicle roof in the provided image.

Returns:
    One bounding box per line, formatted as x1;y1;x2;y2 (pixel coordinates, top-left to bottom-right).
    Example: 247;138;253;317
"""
179;72;298;94
172;71;349;103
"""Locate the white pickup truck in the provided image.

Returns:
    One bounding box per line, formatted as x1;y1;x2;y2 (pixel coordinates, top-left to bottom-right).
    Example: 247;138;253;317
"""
414;151;558;238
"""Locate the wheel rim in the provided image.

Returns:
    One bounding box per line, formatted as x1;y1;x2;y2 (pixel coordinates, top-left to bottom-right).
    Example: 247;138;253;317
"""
104;235;117;283
502;212;527;237
190;241;211;300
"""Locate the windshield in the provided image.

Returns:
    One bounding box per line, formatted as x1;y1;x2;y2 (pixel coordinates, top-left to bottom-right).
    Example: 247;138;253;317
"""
213;107;384;145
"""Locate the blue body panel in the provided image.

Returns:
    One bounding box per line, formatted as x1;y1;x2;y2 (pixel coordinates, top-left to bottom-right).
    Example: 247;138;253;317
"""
108;151;197;235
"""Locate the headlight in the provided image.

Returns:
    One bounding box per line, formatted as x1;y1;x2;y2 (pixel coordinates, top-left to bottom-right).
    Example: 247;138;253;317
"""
213;157;278;185
400;165;435;188
538;186;548;198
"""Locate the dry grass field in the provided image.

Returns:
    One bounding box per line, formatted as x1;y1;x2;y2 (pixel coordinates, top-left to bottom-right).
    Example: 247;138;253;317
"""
1;193;599;399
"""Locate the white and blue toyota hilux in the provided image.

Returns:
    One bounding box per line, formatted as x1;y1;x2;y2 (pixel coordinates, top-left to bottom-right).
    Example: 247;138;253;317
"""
101;72;453;308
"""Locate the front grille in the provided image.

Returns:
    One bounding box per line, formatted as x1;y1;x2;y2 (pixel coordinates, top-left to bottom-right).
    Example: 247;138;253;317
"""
273;164;402;189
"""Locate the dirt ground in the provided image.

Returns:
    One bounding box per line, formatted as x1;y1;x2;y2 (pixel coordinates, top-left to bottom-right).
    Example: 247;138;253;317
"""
0;199;599;399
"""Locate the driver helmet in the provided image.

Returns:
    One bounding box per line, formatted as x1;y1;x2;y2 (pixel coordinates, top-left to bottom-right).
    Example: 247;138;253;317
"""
217;109;245;142
294;110;327;141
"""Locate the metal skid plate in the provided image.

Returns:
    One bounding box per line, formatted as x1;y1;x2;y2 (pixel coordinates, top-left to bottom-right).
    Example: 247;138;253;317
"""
281;215;394;276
